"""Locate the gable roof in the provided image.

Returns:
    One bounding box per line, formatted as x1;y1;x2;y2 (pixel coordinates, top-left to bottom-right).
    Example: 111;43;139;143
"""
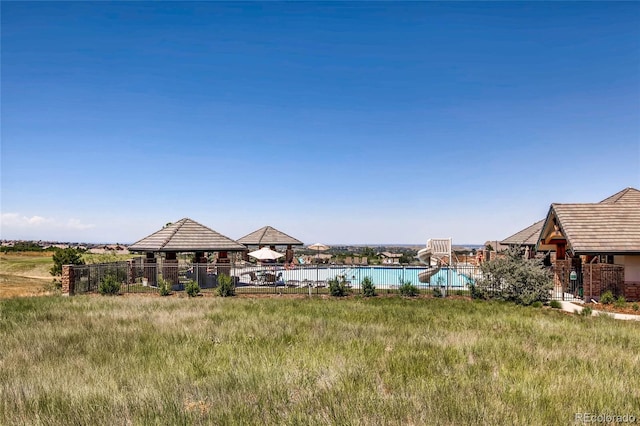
237;226;303;246
537;187;640;254
129;218;246;252
598;187;640;205
501;220;545;246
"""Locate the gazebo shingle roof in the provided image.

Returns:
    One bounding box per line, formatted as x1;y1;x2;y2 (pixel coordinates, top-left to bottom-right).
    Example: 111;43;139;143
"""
237;226;303;246
129;218;246;252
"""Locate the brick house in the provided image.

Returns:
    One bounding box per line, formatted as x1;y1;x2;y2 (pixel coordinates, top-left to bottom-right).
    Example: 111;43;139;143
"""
536;187;640;301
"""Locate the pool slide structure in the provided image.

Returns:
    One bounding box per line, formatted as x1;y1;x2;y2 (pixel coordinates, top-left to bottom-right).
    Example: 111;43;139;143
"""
417;238;452;283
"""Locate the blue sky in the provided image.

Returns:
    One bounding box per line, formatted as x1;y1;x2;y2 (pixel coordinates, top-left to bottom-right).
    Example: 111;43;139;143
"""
1;2;639;245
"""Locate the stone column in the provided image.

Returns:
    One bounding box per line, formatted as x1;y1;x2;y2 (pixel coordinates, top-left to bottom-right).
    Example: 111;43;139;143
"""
62;265;75;296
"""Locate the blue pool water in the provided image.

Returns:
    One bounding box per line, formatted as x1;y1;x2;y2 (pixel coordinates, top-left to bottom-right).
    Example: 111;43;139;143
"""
274;266;476;288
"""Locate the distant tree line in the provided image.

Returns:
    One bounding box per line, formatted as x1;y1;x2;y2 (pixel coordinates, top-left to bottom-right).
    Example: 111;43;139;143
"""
0;241;56;253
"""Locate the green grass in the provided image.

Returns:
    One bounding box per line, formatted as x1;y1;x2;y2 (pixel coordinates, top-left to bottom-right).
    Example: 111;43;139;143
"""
1;296;638;425
0;253;53;279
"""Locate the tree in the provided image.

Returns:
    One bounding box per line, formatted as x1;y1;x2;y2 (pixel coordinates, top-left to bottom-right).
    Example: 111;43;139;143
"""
472;246;552;305
50;247;85;277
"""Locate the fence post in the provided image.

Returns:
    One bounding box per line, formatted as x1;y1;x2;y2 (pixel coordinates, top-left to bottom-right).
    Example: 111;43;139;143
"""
62;265;75;296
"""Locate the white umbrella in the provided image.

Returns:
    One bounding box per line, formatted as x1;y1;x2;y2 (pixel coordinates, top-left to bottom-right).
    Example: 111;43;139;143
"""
307;243;329;296
248;247;284;261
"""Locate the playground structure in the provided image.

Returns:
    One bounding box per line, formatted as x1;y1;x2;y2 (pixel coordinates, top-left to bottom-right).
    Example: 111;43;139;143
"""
417;238;452;283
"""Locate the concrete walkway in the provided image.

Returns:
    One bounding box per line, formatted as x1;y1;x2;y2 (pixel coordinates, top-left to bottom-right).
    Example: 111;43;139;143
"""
560;301;640;321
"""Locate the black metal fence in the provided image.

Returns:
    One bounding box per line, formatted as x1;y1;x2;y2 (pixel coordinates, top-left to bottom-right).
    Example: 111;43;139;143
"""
69;260;628;301
70;260;482;296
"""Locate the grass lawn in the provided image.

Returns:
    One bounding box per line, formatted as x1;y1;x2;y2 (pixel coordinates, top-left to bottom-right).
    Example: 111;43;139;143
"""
0;253;54;298
1;296;639;425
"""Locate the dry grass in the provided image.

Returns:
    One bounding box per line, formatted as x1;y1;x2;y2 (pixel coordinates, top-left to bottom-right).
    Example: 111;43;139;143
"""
1;295;639;425
0;254;55;299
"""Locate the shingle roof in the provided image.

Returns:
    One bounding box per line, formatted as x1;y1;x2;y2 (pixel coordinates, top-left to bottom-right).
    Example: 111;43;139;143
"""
237;226;303;246
598;187;640;205
501;220;545;246
539;187;640;254
129;218;246;252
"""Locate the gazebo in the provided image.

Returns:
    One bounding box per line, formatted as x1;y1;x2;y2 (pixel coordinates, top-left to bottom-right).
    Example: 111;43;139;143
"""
128;218;247;286
237;225;303;263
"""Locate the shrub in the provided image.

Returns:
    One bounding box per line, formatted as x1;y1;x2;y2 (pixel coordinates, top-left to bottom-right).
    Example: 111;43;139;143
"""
549;300;562;309
50;247;85;277
614;296;626;308
398;279;419;297
329;276;349;297
185;280;200;297
580;306;593;317
454;290;465;296
432;287;443;298
474;246;552;305
600;290;614;305
158;278;171;296
633;303;639;312
531;301;543;308
99;274;120;296
361;276;376;297
217;274;235;297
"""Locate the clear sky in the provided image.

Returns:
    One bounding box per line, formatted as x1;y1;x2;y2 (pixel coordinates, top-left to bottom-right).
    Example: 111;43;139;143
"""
1;1;639;245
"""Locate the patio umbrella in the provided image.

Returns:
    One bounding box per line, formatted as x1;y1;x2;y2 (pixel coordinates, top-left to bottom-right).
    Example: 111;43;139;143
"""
307;243;329;296
248;247;284;261
308;242;330;259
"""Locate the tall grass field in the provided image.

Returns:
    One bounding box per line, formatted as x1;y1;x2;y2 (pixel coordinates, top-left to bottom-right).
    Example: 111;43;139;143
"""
1;296;638;425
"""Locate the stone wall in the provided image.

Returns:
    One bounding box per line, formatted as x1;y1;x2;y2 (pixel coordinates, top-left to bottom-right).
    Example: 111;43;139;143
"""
583;264;625;301
623;281;640;302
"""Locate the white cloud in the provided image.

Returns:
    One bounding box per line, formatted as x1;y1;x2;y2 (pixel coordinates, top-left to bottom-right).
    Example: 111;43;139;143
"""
1;212;95;233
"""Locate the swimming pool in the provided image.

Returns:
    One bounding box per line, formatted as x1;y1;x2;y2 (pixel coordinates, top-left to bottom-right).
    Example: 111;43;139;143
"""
272;265;477;289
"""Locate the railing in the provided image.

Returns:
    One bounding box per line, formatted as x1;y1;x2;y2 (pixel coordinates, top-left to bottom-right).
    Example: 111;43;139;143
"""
69;260;600;301
70;260;482;296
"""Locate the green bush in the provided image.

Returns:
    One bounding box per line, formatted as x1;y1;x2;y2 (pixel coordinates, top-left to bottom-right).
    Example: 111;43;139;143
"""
580;306;593;317
50;247;85;277
549;300;562;309
432;287;443;298
531;301;543;308
361;276;376;297
473;246;552;305
329;277;349;297
398;280;419;297
633;303;639;312
98;275;121;296
600;290;614;305
217;274;235;297
614;296;626;308
158;278;171;296
185;280;200;297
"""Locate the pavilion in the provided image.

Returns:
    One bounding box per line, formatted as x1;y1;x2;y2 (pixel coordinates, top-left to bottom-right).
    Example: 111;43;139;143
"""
237;225;303;263
128;218;246;285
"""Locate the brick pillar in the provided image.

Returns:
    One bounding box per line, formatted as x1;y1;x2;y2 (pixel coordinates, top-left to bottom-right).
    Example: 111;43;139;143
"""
583;264;603;301
62;265;75;296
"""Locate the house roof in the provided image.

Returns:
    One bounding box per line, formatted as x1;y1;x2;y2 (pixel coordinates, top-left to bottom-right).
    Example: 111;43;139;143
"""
237;226;303;246
599;187;640;205
501;220;545;247
537;187;640;254
380;252;402;258
129;218;246;252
